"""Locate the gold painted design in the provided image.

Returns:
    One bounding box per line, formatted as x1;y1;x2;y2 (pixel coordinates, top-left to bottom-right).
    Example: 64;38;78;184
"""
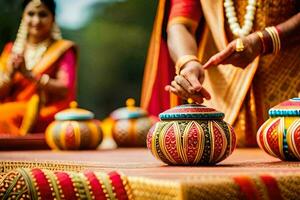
96;173;116;200
159;122;178;164
128;177;182;200
287;119;300;159
0;161;85;173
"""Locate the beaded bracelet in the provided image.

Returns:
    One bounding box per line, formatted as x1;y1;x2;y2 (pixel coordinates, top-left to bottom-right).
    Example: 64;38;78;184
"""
175;55;199;75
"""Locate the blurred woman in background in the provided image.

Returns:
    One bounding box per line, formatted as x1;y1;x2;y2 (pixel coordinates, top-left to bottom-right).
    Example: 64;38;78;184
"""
0;0;77;135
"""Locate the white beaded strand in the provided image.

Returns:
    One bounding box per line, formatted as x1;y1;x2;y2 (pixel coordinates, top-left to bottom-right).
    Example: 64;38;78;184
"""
224;0;257;37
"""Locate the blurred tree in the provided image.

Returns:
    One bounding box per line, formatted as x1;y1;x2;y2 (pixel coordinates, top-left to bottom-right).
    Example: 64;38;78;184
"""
0;0;21;49
64;0;158;119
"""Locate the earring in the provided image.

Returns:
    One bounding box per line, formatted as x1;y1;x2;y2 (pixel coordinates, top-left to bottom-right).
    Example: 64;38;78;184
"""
51;22;62;40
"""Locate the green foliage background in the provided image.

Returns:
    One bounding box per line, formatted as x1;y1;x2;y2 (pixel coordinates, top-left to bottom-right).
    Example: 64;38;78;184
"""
0;0;158;119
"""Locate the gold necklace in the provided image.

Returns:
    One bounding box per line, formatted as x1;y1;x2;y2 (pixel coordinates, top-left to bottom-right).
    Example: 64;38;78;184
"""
24;39;52;70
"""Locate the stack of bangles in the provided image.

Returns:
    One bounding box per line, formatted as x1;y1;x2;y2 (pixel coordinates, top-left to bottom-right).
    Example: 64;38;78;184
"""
256;26;281;55
175;55;200;75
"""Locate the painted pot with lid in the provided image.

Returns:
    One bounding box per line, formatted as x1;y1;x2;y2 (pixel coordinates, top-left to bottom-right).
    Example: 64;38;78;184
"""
45;102;103;150
257;98;300;160
147;103;236;165
111;98;156;147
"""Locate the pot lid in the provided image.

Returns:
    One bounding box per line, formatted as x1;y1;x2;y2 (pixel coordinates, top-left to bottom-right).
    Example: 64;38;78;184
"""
110;98;147;120
55;101;94;121
159;101;224;120
269;97;300;117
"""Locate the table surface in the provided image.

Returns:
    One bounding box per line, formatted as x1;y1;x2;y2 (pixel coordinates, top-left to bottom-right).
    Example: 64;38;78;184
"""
1;148;300;180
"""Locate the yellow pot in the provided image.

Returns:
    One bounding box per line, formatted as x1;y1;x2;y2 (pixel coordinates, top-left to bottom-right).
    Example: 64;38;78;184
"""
257;98;300;160
45;102;103;150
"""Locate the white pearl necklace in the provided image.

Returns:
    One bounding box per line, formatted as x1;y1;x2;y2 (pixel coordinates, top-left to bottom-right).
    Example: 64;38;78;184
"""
224;0;257;37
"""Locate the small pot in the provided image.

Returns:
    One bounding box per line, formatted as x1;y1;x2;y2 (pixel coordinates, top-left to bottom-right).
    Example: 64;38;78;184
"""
257;97;300;160
147;104;236;165
111;98;156;147
45;102;103;150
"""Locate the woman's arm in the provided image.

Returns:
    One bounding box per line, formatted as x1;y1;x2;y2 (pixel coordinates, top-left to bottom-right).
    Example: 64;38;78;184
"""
38;48;76;98
164;0;211;103
203;12;300;69
0;45;15;97
0;48;77;99
166;24;210;103
276;12;300;49
167;24;198;62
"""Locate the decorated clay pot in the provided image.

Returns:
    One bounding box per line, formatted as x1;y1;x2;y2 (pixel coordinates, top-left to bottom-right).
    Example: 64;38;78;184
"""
257;98;300;161
111;98;156;147
45;102;103;150
147;104;236;165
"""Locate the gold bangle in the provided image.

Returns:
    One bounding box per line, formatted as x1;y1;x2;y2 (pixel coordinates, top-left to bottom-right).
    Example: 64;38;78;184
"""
265;27;280;54
265;28;276;53
39;74;50;86
175;55;199;75
256;31;266;54
271;26;281;52
268;27;280;53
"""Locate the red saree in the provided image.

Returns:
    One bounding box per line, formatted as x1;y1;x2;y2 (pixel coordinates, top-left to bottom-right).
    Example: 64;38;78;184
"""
0;40;77;135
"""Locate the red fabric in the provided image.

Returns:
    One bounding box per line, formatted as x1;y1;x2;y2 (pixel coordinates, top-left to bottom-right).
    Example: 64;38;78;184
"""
64;122;77;149
31;168;54;200
234;176;260;200
35;48;77;132
147;39;177;116
55;171;77;200
144;0;201;116
57;48;77;101
260;175;283;200
169;0;201;22
109;171;128;200
84;171;107;200
2;42;13;56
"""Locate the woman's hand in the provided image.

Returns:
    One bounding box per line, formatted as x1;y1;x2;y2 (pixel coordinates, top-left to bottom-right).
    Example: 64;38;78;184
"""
165;61;211;104
9;54;35;80
203;33;262;69
10;54;25;72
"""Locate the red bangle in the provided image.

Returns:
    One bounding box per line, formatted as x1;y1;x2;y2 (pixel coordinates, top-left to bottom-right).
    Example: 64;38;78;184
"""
275;25;282;36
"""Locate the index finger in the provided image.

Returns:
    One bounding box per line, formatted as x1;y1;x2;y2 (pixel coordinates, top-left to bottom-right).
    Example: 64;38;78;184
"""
203;44;235;69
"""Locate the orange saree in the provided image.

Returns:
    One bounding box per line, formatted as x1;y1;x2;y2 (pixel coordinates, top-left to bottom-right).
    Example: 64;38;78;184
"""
141;0;300;146
0;40;77;135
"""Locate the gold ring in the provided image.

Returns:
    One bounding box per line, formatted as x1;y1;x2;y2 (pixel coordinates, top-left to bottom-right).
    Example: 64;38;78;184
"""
235;38;244;52
187;98;194;104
